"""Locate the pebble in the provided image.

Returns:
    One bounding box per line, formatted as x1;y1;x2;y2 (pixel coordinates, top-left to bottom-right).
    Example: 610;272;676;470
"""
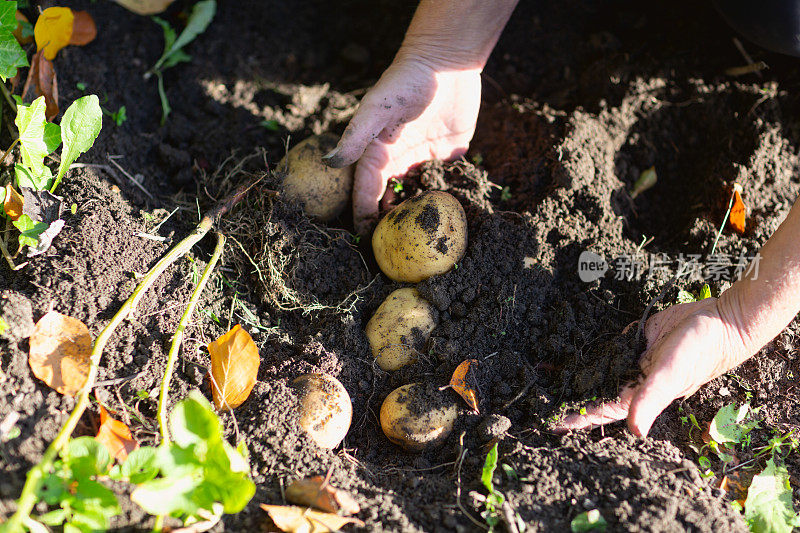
477;414;512;443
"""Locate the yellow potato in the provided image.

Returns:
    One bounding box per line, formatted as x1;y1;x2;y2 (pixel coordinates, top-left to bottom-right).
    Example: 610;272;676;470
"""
278;134;354;222
365;288;437;371
292;373;352;449
380;383;458;452
372;191;467;282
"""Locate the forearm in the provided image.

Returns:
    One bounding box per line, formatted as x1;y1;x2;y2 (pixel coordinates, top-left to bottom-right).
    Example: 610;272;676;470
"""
396;0;519;69
718;197;800;358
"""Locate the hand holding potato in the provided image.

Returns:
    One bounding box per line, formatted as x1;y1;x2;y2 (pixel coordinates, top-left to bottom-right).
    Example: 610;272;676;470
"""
373;191;467;283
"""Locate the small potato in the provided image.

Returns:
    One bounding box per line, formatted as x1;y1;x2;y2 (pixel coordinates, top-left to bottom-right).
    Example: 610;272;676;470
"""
372;191;467;282
292;373;352;449
380;383;458;452
278;134;354;222
365;288;437;371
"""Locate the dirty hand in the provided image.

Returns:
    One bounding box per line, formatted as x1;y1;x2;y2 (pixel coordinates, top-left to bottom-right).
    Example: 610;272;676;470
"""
323;57;481;234
554;298;748;437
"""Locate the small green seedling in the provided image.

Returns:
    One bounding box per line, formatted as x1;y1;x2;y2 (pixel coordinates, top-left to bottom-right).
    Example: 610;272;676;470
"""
147;0;217;124
390;178;403;193
571;509;607;532
481;443;505;531
76;82;87;91
500;186;512;202
103;105;127;126
677;283;712;304
259;119;279;131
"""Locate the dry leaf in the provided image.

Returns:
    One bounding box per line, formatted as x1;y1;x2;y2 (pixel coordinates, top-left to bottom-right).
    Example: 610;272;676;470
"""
208;325;260;411
29;311;91;396
34;7;74;60
69;11;97;46
114;0;177;15
23;51;59;121
450;359;479;414
261;504;364;533
729;183;746;234
96;405;138;462
286;476;360;516
3;184;24;221
13;11;33;45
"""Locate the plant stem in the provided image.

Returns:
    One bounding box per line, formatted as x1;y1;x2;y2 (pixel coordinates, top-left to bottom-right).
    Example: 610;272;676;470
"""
3;218;214;532
0;82;16;113
0;137;19;166
158;232;225;444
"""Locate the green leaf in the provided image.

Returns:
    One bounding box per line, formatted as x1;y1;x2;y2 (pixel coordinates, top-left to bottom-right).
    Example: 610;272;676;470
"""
131;473;206;516
37;508;68;526
64;436;112;477
677;289;696;304
0;30;27;81
571;509;608;532
170;391;221;450
52;95;103;193
0;2;16;32
16;96;49;176
744;458;798;533
14;163;52;191
12;214;48;248
699;283;712;300
112;446;159;484
709;403;758;445
44;122;61;154
72;478;119;523
482;442;499;494
153;0;216;72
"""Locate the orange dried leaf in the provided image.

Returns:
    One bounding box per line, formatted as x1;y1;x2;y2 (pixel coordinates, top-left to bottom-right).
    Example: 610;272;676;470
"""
450;359;479;414
208;325;260;411
13;11;33;45
29;311;91;396
261;504;363;533
69;11;97;46
23;51;59;122
729;183;746;234
34;7;74;60
96;405;138;462
286;476;360;516
3;184;24;221
114;0;176;15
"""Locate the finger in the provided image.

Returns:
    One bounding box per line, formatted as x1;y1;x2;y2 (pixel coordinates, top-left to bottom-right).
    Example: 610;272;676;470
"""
323;99;394;168
352;143;391;235
552;385;636;432
627;355;689;437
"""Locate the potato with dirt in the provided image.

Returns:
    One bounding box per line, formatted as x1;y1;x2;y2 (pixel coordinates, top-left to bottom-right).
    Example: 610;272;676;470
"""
372;190;467;282
292;373;352;449
380;382;458;451
365;288;437;371
278;134;354;222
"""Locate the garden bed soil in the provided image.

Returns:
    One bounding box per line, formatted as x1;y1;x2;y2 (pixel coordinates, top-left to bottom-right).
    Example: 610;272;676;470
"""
1;0;799;531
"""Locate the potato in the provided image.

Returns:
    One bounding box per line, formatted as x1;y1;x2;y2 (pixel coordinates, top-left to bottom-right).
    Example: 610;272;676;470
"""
278;134;354;222
380;383;458;452
365;288;437;371
292;373;352;449
372;191;467;282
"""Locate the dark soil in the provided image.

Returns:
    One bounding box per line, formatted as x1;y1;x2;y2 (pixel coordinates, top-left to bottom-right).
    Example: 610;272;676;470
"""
1;0;799;531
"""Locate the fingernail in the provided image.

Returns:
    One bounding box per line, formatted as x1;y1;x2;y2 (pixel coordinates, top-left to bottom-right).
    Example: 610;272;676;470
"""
321;147;340;160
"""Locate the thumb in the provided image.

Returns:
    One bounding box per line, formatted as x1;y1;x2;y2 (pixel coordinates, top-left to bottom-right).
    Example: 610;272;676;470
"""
323;97;394;168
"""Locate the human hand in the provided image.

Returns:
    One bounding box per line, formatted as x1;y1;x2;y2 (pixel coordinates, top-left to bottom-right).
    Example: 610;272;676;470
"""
554;297;750;437
323;57;481;234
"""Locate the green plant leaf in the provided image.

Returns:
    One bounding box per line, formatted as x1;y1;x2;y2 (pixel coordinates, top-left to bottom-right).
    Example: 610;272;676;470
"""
710;403;758;445
111;445;159;484
12;214;48;248
64;436;112;477
677;289;696;304
571;509;608;532
16;96;50;176
0;22;28;81
170;391;221;450
132;472;206;516
14;163;52;190
744;458;798;533
52;95;103;193
37;508;68;526
482;442;499;494
699;283;712;300
44;122;61;154
0;2;16;31
152;0;216;72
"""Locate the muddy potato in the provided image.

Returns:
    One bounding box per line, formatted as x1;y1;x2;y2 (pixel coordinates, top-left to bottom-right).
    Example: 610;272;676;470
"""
380;383;458;452
365;288;437;371
278;134;354;222
292;373;352;449
372;191;467;282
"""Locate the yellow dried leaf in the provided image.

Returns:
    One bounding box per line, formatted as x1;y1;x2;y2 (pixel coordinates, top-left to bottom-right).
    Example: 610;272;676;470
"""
29;311;91;396
208;325;259;411
3;184;23;221
450;359;479;414
113;0;176;15
261;504;363;533
34;7;74;60
286;476;360;516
